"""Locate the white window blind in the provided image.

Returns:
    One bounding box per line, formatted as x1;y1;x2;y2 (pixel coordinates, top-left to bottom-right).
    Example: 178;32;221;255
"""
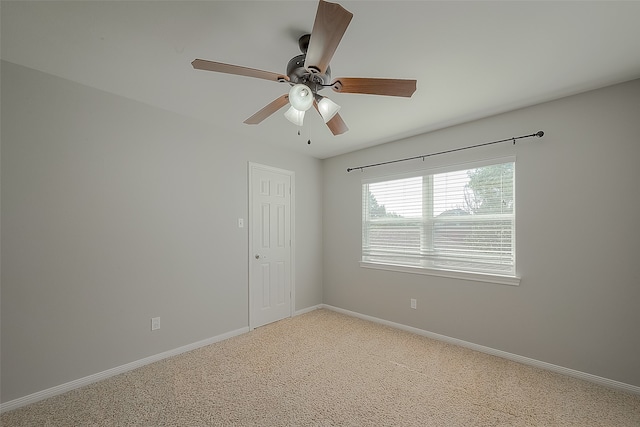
362;160;515;277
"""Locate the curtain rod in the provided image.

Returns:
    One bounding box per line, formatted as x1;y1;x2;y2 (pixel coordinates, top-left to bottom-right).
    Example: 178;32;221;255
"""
346;131;544;172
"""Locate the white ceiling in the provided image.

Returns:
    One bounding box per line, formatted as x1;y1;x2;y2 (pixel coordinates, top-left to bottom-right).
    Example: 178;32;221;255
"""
2;1;640;159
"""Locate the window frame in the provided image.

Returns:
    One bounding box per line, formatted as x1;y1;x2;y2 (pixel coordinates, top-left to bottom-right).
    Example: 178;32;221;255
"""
361;157;520;286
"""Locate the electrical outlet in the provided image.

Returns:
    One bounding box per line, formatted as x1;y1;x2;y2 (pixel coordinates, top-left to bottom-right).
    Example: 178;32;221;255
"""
410;299;417;309
151;317;160;331
238;218;244;228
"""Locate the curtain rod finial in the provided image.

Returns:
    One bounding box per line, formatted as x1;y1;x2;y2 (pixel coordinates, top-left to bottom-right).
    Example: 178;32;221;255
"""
536;131;544;138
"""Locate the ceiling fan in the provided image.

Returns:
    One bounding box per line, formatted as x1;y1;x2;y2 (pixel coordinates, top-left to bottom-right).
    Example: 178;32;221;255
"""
191;0;417;136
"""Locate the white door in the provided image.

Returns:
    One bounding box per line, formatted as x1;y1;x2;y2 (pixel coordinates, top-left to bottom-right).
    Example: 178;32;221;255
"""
249;163;293;329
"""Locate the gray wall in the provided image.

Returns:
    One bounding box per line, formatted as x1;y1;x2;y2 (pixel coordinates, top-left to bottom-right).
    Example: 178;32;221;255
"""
1;61;323;402
323;79;640;387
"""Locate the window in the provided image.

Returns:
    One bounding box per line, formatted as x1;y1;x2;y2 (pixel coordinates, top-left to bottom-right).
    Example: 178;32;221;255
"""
362;158;517;283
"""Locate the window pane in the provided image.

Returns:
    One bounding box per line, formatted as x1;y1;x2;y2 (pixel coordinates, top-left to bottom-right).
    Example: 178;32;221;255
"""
464;163;514;215
433;170;469;216
367;176;422;218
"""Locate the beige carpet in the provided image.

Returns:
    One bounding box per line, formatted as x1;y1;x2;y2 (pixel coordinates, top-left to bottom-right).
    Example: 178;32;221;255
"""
2;308;639;426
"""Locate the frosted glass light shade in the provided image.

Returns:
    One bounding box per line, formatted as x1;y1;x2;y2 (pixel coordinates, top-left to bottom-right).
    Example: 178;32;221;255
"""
288;84;313;111
284;106;305;126
317;97;341;123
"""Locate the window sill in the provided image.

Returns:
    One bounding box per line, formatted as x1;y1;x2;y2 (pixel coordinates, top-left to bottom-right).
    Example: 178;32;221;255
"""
360;261;521;286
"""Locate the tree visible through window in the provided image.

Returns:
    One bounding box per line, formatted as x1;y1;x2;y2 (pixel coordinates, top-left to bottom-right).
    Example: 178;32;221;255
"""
465;162;514;214
367;191;401;218
362;160;515;277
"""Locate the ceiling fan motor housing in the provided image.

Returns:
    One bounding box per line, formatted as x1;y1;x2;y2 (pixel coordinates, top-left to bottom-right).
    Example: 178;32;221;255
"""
286;54;331;92
286;36;331;92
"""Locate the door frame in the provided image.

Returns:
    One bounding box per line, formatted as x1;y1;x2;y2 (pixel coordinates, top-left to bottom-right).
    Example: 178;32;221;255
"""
248;162;295;330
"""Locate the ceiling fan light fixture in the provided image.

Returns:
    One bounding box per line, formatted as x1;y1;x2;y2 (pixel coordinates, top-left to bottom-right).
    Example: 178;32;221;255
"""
288;84;314;111
317;96;341;123
284;105;305;126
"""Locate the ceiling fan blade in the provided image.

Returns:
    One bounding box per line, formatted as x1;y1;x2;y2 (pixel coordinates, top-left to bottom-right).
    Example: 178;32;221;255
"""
192;59;289;82
314;101;348;135
331;77;417;97
244;95;290;124
304;0;353;75
326;112;348;135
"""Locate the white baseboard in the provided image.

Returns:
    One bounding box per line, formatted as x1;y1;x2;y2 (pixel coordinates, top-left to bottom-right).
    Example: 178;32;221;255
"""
321;304;640;396
0;326;250;413
294;304;322;317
